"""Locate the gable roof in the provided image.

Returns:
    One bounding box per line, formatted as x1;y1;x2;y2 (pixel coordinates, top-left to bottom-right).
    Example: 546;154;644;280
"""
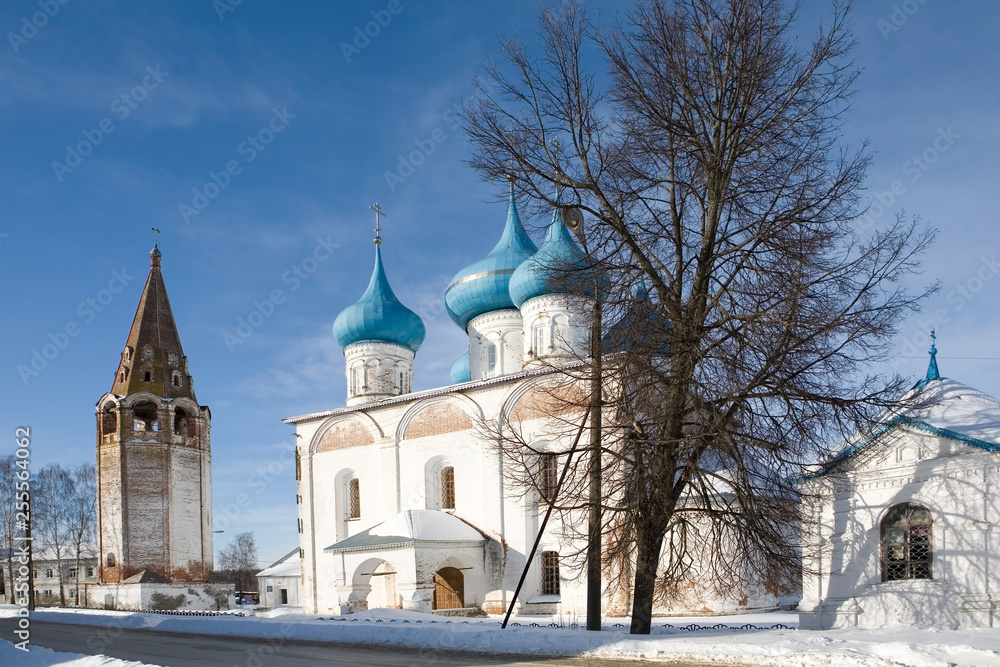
256;548;301;578
324;510;486;554
801;377;1000;480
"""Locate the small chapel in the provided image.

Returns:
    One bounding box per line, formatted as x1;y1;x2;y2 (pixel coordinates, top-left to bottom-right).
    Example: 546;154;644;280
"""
287;183;793;616
798;336;999;629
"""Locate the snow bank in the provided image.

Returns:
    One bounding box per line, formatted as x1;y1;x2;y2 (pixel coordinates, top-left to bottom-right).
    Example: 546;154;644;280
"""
3;607;998;666
0;638;159;667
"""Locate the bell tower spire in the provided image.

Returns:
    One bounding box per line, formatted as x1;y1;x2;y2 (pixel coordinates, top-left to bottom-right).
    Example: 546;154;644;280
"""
110;240;195;400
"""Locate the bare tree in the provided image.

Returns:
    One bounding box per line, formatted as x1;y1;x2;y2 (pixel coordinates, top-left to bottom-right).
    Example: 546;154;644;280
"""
66;464;96;607
464;0;934;633
218;532;258;593
0;456;17;602
34;464;74;607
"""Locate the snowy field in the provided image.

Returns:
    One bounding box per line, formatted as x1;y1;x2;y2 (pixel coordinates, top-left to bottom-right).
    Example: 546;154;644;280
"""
2;606;999;666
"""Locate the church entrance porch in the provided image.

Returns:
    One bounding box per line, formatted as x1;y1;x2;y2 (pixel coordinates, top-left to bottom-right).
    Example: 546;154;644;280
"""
323;510;491;614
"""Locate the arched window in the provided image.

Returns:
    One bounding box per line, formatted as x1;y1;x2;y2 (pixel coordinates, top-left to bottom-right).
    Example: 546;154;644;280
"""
538;454;558;503
347;478;361;520
440;466;455;510
532;323;546;356
106;553;116;568
551;314;570;352
882;503;932;581
486;344;498;376
540;551;560;595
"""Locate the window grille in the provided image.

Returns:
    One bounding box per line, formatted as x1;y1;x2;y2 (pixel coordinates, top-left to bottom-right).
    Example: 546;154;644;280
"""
348;478;361;519
539;454;558;502
441;466;456;510
882;503;932;581
541;551;560;595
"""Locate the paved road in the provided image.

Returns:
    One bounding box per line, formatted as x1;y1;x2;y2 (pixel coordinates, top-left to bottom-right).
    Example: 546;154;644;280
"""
0;619;704;666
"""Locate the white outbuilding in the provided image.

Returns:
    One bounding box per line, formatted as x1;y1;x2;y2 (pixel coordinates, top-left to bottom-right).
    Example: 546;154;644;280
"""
798;340;999;630
256;549;301;609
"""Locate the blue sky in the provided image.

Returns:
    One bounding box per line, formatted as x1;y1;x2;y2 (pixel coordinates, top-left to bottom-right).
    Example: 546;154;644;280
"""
1;1;998;567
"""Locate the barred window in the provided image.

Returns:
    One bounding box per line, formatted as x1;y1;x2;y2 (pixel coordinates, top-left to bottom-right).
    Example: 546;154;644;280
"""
539;454;558;502
541;551;560;596
348;477;361;520
882;503;932;581
441;466;456;510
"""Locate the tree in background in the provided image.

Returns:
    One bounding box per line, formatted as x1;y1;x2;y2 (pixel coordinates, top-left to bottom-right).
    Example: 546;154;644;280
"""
218;531;258;593
66;464;96;606
463;0;934;633
0;456;18;601
34;464;74;606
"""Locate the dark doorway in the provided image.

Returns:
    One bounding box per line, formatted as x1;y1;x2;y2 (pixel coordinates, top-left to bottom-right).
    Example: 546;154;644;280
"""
433;567;464;610
280;588;288;605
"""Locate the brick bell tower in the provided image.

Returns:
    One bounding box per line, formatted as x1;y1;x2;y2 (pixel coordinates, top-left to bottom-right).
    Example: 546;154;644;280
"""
95;242;214;584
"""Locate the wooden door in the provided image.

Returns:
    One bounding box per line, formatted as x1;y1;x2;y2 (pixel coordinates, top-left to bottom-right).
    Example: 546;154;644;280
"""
433;567;464;610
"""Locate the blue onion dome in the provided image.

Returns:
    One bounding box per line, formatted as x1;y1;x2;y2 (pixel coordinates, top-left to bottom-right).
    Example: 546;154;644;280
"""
449;352;470;384
333;243;425;352
509;208;593;308
445;182;538;331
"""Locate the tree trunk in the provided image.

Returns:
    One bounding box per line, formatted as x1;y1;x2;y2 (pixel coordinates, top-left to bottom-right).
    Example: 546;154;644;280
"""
629;524;665;634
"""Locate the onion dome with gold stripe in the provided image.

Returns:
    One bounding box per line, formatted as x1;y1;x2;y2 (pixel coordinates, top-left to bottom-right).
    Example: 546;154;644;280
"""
445;177;538;331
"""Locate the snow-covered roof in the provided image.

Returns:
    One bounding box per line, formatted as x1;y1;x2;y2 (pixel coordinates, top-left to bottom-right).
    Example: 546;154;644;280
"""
257;548;301;579
905;378;1000;444
325;510;486;554
802;376;1000;480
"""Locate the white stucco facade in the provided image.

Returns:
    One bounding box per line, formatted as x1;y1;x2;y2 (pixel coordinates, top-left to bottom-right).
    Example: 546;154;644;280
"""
798;377;1000;630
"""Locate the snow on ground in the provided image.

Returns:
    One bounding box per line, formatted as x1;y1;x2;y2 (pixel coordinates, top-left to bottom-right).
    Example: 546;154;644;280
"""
0;637;159;667
2;606;998;666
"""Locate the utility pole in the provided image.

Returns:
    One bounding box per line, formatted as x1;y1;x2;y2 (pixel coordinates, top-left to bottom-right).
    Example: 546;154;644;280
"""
561;205;602;631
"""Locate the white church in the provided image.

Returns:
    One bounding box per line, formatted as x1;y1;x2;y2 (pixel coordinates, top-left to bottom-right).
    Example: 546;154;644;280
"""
286;184;783;617
286;185;999;627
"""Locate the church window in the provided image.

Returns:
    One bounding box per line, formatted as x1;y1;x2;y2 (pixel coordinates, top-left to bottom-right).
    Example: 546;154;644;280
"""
541;551;560;595
106;553;116;568
297;518;303;533
551;315;570;351
143;370;152;382
486;344;497;376
882;503;932;581
539;454;558;503
399;371;404;391
440;466;455;510
532;324;546;356
172;372;181;387
348;478;361;520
